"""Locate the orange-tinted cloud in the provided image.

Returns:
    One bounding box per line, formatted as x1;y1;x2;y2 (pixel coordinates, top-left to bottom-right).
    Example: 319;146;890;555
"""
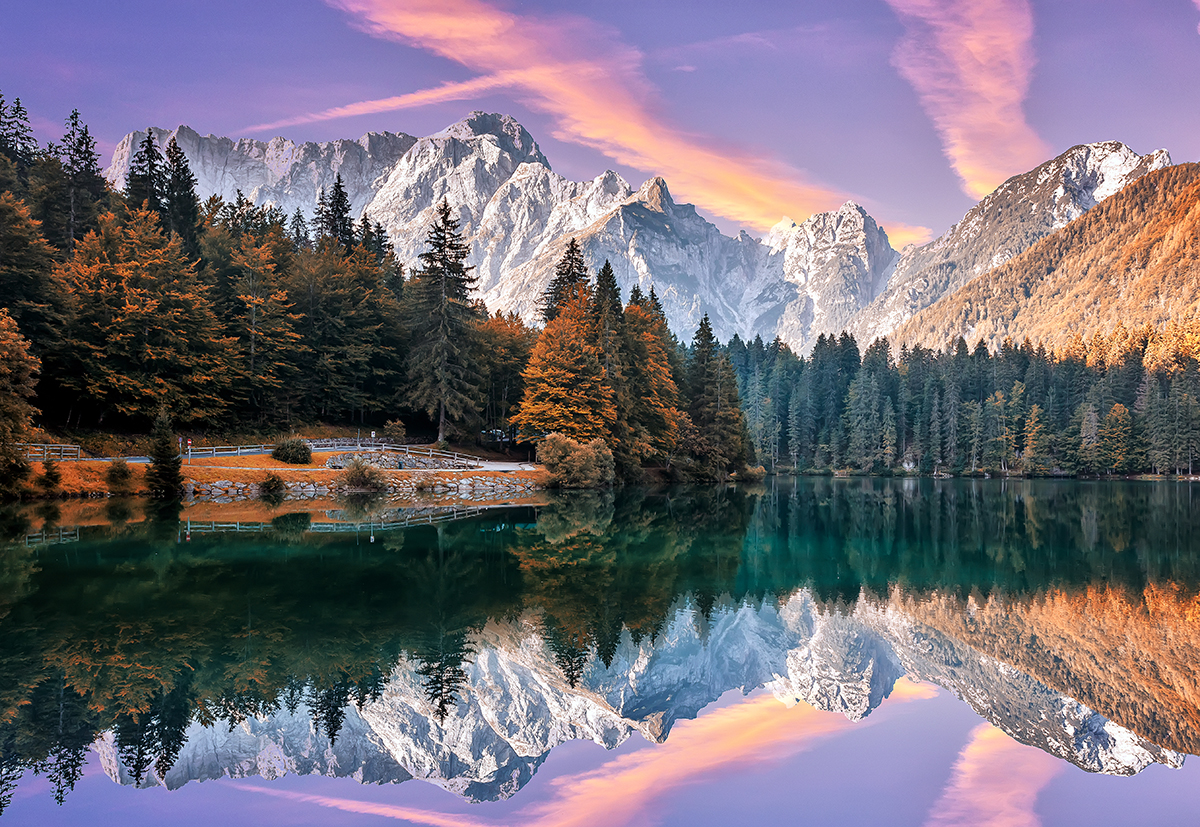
923;723;1063;827
234;682;937;827
884;0;1052;200
288;0;931;246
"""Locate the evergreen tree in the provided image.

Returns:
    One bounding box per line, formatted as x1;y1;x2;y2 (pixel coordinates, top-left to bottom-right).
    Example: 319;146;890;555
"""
405;200;482;442
288;208;311;251
163;136;201;258
1023;403;1050;475
0;93;39;170
125;130;165;214
0;193;64;351
325;174;354;250
1099;402;1133;475
144;412;183;498
0;309;39;489
59;110;107;255
540;238;589;323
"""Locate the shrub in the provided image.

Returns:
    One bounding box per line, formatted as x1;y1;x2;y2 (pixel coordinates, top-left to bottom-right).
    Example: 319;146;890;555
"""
339;457;386;492
383;419;406;442
106;458;133;493
271;511;311;538
271;437;312;465
538;433;615;489
259;472;286;504
737;465;767;483
37;459;62;493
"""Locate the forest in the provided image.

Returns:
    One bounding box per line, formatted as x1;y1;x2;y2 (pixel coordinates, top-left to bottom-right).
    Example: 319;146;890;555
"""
0;93;749;487
3;91;1200;485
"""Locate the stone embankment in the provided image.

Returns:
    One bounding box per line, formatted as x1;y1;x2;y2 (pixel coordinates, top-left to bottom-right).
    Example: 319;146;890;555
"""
324;451;475;470
185;471;541;503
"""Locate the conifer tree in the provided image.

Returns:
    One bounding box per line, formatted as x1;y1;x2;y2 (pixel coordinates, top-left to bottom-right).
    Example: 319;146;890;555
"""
325;174;354;250
513;287;614;442
144;412;183;499
540;238;589;323
405;200;481;442
0;309;39;486
1099;402;1133;475
686;315;747;478
59;110;107;255
125;131;165;215
0;93;39;170
1023;403;1049;475
0;193;64;350
288;208;310;251
163;136;200;259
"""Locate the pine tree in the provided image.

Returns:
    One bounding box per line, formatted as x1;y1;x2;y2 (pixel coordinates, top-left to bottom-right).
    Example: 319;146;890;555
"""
288;208;310;251
1023;403;1050;475
59;110;107;255
1099;402;1133;475
125;130;165;215
163;136;200;259
0;309;39;485
0;193;64;351
512;287;614;442
405;200;482;442
0;93;39;170
325;174;354;250
540;238;590;323
144;412;183;498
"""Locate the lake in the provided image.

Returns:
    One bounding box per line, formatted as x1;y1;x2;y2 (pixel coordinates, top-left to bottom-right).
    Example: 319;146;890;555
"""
2;478;1200;826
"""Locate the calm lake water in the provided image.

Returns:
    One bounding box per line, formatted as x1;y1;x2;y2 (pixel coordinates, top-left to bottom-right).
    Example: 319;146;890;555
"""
3;479;1200;826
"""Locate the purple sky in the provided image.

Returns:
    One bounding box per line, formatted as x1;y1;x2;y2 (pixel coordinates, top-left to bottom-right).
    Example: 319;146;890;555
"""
3;0;1199;241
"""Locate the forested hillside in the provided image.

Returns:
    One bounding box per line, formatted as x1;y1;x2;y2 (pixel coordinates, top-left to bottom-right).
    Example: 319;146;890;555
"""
894;163;1200;353
0;93;751;488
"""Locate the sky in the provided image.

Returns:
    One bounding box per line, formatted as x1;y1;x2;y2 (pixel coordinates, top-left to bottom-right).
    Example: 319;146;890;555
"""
3;0;1199;243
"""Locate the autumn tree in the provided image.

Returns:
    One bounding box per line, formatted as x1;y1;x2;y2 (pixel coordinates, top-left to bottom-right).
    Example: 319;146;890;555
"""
0;309;39;494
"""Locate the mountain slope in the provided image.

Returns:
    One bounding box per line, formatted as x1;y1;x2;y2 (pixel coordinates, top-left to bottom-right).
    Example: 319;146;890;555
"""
847;142;1171;344
893;163;1200;352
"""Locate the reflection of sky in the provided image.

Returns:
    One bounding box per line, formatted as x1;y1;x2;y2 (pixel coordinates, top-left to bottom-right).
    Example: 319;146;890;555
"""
8;684;1200;827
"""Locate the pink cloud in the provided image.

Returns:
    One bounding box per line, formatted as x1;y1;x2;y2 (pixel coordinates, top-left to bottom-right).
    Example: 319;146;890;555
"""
923;723;1063;827
263;0;931;245
884;0;1052;200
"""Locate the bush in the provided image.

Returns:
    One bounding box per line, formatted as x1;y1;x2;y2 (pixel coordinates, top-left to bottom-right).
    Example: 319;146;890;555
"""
383;419;406;442
538;434;615;489
271;437;312;465
106;458;133;493
339;457;386;492
37;459;62;493
259;472;286;505
736;465;767;483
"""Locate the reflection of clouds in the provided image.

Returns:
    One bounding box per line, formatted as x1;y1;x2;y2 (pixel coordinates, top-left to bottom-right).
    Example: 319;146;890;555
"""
235;684;935;827
261;0;931;245
883;0;1051;200
924;723;1063;827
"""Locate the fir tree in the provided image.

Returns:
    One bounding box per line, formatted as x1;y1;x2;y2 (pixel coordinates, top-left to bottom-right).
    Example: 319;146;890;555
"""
405;200;482;442
288;208;311;251
0;309;39;488
144;412;183;498
0;93;39;170
163;136;201;258
325;174;354;250
125;130;165;214
540;238;590;323
59;110;107;255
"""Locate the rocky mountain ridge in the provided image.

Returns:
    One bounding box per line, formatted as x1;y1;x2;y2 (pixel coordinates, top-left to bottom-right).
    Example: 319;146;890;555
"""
105;116;1170;352
96;589;1184;801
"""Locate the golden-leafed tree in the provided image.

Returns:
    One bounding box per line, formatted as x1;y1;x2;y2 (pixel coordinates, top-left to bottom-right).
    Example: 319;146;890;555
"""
512;287;614;442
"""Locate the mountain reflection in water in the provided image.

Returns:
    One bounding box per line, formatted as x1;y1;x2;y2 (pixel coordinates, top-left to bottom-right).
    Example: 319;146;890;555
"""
1;478;1199;813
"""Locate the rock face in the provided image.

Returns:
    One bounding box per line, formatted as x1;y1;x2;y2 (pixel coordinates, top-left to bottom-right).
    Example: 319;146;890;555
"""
97;590;1184;801
105;118;1168;352
847;141;1171;345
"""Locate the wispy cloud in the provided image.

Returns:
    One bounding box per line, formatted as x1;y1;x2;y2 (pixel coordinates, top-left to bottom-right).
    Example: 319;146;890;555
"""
246;72;528;132
254;0;930;245
1194;0;1200;35
234;684;936;827
923;723;1063;827
884;0;1051;200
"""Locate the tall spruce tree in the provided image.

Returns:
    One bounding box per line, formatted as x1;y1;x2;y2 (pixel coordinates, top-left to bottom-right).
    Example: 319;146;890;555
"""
325;174;354;250
540;238;589;323
59;110;106;255
0;93;38;171
144;412;183;498
405;200;481;442
163;136;201;258
125;130;165;215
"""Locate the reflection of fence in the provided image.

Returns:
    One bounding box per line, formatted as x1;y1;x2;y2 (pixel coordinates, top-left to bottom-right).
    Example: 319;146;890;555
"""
181;506;489;536
25;527;80;546
18;443;83;461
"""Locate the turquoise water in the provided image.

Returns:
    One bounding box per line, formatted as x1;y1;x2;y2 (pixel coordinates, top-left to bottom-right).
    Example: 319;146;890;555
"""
3;479;1200;825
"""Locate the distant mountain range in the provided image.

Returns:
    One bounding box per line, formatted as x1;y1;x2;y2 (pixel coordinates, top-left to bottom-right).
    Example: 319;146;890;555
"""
105;116;1172;352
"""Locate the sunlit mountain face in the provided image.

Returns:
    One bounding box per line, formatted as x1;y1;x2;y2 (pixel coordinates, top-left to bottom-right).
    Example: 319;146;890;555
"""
2;479;1200;821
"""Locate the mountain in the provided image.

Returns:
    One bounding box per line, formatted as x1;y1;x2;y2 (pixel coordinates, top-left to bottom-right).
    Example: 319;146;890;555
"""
892;162;1200;352
95;589;1183;800
106;124;417;219
847;141;1172;345
104;119;1168;351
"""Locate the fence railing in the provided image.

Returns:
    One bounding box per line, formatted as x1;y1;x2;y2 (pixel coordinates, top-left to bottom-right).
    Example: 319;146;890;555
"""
306;439;481;467
18;443;83;461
